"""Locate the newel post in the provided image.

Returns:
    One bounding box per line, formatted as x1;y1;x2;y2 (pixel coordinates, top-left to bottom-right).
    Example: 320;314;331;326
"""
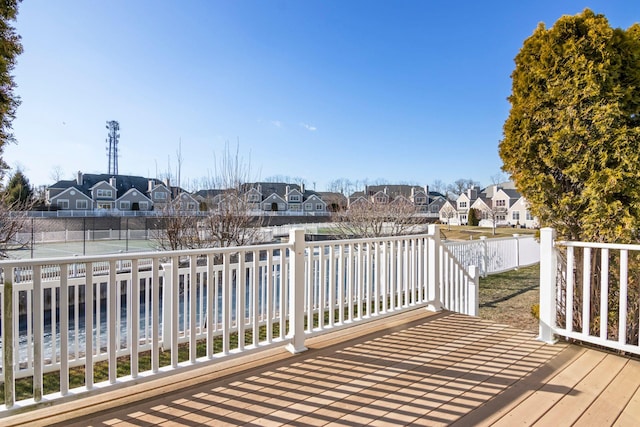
479;236;488;278
538;227;557;344
427;224;442;312
286;229;308;354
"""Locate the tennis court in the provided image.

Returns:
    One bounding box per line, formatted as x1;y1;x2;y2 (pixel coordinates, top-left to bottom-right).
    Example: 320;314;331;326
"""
6;239;159;260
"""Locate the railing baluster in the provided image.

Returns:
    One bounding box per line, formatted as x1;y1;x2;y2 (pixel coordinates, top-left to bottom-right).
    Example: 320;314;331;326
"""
338;243;345;321
329;245;336;325
60;264;69;395
318;245;325;327
347;243;354;322
266;249;273;343
171;256;179;368
237;252;245;352
279;246;286;340
566;247;574;332
33;265;43;401
206;254;215;358
108;260;117;383
222;253;230;355
151;258;159;373
619;249;628;345
131;259;139;377
600;249;609;340
582;248;591;335
252;251;259;347
189;255;197;363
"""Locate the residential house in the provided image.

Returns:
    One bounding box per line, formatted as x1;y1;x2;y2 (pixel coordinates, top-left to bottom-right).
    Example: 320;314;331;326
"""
47;172;195;213
442;181;538;229
348;184;445;216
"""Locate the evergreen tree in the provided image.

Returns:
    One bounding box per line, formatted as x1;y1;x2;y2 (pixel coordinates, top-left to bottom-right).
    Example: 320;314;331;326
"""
5;169;31;207
500;9;640;242
468;208;480;227
0;0;22;181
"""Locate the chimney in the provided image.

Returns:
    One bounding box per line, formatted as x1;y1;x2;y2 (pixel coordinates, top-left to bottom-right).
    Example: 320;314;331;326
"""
148;179;154;192
411;187;416;197
424;185;429;195
76;171;83;185
467;186;477;200
285;185;290;195
109;177;116;188
300;182;305;193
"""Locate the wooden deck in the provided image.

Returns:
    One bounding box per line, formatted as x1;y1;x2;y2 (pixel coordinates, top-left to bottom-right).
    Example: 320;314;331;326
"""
5;309;640;426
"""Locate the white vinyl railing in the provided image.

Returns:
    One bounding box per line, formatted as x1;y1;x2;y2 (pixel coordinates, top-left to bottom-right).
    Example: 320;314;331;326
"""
539;228;640;356
0;225;477;414
444;234;539;277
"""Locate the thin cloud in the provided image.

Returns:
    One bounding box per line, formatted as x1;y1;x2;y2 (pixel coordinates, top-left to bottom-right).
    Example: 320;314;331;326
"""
300;122;317;131
271;120;283;128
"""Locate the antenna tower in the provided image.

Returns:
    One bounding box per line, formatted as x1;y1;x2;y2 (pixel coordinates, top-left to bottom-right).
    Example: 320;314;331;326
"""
106;120;120;175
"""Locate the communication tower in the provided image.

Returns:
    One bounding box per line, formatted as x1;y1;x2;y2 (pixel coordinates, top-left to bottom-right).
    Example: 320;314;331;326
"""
106;120;120;175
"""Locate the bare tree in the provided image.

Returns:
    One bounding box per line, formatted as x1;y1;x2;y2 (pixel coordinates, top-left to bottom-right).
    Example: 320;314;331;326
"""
153;141;262;250
0;194;33;257
431;179;446;195
439;203;457;231
49;165;64;183
333;197;424;238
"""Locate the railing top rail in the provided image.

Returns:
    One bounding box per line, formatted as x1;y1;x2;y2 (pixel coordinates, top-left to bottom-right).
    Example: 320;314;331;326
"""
556;240;640;251
0;241;293;267
303;232;435;247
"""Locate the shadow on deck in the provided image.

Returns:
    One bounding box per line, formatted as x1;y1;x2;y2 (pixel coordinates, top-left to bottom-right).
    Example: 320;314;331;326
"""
6;309;640;426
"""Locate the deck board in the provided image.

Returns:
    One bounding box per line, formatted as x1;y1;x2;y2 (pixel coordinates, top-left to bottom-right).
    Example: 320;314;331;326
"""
576;358;640;426
3;309;639;427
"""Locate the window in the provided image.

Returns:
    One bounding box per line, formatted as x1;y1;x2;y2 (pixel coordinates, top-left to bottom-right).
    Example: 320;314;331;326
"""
497;215;506;221
495;199;506;207
278;203;286;210
248;194;260;202
526;211;533;220
139;202;148;210
430;205;439;212
316;204;323;211
415;197;426;204
512;211;520;221
305;203;312;211
120;201;131;210
57;199;69;209
459;201;467;208
290;205;301;211
187;203;196;210
97;202;113;210
155;192;167;200
375;196;386;203
96;189;113;198
76;200;88;209
289;195;301;202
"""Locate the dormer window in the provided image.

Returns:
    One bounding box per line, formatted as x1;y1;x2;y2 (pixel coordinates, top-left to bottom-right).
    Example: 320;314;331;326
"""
97;189;113;198
289;195;301;202
155;192;167;200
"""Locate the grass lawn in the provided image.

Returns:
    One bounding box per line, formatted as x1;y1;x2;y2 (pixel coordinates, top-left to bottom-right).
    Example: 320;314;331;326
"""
478;263;540;332
441;225;538;241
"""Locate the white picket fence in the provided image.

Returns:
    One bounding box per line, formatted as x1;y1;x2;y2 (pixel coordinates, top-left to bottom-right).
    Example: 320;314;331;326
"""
539;228;640;356
444;234;540;277
0;225;479;414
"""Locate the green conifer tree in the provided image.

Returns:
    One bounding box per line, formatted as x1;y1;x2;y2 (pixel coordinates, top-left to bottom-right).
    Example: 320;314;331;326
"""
500;9;640;242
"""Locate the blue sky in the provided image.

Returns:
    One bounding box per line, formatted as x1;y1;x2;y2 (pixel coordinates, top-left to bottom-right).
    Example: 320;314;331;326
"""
5;0;639;192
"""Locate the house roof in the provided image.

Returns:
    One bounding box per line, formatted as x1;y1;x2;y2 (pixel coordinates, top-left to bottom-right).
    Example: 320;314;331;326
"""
49;173;167;199
241;182;322;200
